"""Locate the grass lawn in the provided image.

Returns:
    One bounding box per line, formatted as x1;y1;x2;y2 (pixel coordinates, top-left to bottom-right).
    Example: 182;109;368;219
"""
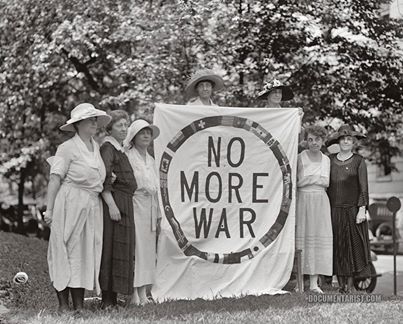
1;232;402;324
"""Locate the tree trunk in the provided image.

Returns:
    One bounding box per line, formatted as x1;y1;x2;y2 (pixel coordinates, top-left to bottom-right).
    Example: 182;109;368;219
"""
16;168;26;234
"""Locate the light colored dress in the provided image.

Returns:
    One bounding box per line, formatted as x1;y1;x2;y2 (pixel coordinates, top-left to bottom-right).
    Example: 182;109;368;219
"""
126;147;161;287
47;134;105;293
295;150;333;276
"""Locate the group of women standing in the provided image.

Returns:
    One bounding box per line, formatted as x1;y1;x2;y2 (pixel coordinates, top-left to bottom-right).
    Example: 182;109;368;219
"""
44;70;373;312
192;68;372;295
45;104;161;312
296;124;371;294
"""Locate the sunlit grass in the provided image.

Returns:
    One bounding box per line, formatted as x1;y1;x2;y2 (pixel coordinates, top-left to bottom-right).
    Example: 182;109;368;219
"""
1;232;403;324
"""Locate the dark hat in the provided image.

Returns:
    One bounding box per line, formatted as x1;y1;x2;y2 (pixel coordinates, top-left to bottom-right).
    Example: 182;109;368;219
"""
185;69;224;99
326;124;366;146
257;79;294;101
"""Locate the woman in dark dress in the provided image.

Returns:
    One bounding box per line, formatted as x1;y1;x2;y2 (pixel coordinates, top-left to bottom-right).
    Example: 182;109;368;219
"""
326;124;371;293
99;110;137;307
256;78;294;108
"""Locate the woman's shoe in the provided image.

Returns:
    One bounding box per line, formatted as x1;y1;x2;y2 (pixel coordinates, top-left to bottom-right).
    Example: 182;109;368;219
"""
338;286;349;294
331;276;339;288
70;288;85;310
56;288;70;312
128;291;141;306
309;287;324;294
101;290;117;309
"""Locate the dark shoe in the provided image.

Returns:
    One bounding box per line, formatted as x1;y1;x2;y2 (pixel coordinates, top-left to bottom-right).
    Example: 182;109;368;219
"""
56;288;70;312
101;290;117;309
338;285;351;294
70;288;85;310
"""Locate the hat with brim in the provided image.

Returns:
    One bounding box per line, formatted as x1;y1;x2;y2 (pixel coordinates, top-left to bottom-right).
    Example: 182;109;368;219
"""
185;69;224;99
60;103;112;132
257;79;294;101
123;119;160;149
326;124;366;146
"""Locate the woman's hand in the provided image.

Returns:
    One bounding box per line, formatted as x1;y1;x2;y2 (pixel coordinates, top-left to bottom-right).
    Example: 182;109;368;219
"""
356;207;366;224
111;172;117;184
44;209;53;225
101;191;121;221
109;204;121;222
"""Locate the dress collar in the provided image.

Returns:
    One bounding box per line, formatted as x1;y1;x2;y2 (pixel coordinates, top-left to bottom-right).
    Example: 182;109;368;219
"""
103;136;125;153
73;133;97;153
72;134;100;169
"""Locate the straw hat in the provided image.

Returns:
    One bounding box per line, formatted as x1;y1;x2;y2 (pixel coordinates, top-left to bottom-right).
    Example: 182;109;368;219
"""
326;124;366;146
123;119;160;149
257;79;294;101
60;103;111;132
185;69;224;99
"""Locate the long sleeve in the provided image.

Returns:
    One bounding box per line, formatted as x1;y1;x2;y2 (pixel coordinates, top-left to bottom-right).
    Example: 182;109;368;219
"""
357;157;369;207
100;142;115;192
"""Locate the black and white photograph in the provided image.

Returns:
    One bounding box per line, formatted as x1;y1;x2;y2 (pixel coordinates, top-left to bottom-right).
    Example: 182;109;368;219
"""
0;0;402;323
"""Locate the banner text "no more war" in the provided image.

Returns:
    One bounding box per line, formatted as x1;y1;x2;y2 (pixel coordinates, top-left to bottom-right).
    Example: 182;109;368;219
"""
180;136;270;239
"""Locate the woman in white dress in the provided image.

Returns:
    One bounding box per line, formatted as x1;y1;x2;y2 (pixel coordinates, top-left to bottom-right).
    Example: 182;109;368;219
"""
295;125;333;293
123;119;161;305
44;103;111;311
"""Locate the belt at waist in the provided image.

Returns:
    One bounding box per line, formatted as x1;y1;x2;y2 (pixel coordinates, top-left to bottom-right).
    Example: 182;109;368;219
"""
61;182;101;198
134;189;157;197
298;185;326;193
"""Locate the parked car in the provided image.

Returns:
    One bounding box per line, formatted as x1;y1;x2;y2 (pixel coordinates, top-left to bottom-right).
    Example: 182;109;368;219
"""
368;200;401;253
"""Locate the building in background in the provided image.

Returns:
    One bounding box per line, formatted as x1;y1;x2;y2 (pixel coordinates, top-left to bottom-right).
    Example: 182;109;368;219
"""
366;0;403;250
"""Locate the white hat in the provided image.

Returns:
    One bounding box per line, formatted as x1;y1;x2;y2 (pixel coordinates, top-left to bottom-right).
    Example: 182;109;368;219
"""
184;69;224;99
123;119;160;149
60;103;112;132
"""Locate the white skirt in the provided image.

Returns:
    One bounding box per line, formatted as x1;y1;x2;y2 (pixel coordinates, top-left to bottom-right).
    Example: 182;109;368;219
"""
295;188;333;276
133;191;158;287
48;184;103;292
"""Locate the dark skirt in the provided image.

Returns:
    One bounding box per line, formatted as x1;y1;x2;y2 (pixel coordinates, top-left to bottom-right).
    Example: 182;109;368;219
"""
331;206;371;277
99;191;135;295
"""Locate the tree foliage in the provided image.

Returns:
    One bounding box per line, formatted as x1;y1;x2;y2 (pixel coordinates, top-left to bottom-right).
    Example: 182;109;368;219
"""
0;0;402;228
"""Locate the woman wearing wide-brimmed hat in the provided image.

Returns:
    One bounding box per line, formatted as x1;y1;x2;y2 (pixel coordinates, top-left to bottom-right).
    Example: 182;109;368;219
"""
258;78;304;149
124;119;161;305
326;124;371;293
98;110;137;308
257;78;294;108
45;103;111;311
185;69;224;106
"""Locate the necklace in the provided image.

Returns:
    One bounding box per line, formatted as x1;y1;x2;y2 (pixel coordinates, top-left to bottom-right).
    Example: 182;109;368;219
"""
337;152;353;162
337;153;353;170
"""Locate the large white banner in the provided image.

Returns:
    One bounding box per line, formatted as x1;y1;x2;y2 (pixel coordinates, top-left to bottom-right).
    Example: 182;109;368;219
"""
152;104;299;300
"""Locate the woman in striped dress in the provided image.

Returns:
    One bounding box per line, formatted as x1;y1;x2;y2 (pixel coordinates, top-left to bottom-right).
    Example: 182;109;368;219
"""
326;125;371;293
99;110;137;308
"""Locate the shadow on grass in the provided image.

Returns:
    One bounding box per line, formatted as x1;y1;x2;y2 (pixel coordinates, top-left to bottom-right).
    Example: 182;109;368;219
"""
76;293;315;321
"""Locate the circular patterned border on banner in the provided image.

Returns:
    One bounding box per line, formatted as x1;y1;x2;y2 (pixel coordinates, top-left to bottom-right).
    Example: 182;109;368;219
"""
159;115;292;264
